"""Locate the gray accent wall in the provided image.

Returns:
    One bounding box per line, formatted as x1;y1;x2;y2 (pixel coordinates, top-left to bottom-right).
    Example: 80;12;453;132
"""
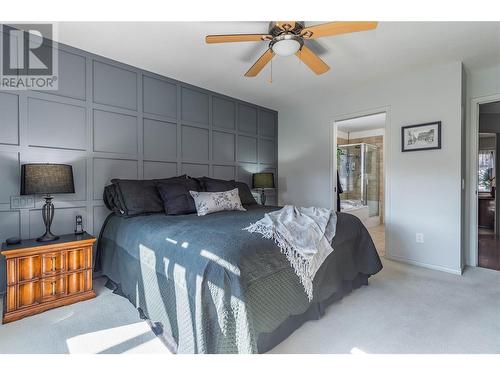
0;41;278;293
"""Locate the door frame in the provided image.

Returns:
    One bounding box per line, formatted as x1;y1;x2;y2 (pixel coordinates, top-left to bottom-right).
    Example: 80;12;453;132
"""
469;94;500;266
330;106;391;252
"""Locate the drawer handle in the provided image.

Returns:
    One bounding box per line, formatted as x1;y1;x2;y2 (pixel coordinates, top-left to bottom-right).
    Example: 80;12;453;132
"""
51;281;56;295
51;256;56;272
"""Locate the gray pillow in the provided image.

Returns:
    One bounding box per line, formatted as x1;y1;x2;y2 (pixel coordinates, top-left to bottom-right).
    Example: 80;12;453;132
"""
111;175;187;216
197;177;257;205
156;178;201;215
103;183;127;215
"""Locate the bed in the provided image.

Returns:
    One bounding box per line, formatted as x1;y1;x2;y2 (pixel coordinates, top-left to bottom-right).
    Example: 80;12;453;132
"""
96;204;382;354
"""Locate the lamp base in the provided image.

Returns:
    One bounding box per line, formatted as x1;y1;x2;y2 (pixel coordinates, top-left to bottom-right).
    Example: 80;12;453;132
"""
260;189;267;206
36;232;60;242
36;195;59;242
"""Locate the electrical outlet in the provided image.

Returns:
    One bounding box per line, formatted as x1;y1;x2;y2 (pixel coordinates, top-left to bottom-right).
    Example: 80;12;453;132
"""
416;233;424;244
10;195;35;209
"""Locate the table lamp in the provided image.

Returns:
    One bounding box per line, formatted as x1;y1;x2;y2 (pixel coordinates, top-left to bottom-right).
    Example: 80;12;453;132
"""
21;163;75;242
252;172;274;205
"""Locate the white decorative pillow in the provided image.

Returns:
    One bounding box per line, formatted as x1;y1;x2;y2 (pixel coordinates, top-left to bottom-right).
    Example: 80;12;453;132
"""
189;188;246;216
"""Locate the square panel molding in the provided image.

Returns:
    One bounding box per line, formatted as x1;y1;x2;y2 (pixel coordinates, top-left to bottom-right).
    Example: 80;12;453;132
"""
182;125;209;161
181;87;209;125
238;104;258;134
143;76;177;119
93;109;138;155
143;118;177;160
0;92;19;145
28;98;86;150
213;131;235;163
213;96;235;130
93;61;137;110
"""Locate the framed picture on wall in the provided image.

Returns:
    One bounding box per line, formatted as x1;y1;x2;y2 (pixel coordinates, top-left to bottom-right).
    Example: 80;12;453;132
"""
401;121;441;152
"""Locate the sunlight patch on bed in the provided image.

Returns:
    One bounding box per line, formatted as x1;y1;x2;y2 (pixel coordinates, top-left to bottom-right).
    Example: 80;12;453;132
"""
166;237;177;244
181;241;189;248
200;249;240;276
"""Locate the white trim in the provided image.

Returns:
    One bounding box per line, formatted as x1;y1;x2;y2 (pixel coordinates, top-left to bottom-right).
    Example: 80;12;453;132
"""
468;93;500;267
385;254;463;275
330;120;338;210
330;106;391;253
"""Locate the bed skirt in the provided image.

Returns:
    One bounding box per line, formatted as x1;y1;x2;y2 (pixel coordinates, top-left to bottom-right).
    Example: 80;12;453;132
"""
104;272;370;354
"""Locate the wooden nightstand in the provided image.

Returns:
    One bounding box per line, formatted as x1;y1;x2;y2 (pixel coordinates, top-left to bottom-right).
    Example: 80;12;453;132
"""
1;233;96;324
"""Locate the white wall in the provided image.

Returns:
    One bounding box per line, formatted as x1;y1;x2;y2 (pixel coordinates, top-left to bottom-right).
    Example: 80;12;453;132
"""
278;61;463;274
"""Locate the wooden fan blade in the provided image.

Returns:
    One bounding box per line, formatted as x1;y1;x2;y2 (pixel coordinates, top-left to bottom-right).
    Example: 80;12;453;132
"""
301;21;378;39
206;34;272;43
244;49;275;77
295;45;330;75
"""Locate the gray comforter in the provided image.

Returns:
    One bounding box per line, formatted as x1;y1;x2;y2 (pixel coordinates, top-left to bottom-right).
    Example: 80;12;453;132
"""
98;205;382;353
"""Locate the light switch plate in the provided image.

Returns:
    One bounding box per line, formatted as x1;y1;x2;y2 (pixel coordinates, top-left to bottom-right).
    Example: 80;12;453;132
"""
11;195;35;209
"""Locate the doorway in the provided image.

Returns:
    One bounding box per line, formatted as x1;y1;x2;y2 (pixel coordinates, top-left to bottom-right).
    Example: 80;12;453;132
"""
476;101;500;271
333;112;387;256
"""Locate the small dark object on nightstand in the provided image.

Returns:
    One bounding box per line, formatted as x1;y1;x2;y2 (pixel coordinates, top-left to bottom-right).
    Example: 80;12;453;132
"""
75;215;84;235
5;237;21;245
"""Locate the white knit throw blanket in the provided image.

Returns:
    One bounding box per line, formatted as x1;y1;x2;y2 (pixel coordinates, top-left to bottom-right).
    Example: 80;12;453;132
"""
244;205;337;301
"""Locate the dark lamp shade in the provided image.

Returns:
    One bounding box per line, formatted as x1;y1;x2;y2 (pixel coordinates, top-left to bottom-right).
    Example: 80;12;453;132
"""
252;172;275;189
21;164;75;195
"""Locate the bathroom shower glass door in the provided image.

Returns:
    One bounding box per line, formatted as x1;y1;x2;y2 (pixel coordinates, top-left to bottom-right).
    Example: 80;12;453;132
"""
338;144;362;202
363;144;379;217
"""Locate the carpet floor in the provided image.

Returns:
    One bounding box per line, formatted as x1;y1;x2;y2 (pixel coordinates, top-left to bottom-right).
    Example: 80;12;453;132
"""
1;259;499;354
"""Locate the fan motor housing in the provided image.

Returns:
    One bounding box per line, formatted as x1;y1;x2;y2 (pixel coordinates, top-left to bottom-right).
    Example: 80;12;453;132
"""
268;21;305;37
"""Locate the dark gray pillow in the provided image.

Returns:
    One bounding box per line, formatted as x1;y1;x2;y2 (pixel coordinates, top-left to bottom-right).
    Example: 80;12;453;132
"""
156;178;201;215
198;177;257;205
111;175;187;216
234;181;257;205
103;184;126;215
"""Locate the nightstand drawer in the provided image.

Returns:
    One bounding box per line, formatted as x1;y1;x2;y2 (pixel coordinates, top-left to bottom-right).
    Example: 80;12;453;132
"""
17;256;41;283
41;276;66;301
67;247;91;272
41;252;66;276
67;270;90;295
17;281;41;309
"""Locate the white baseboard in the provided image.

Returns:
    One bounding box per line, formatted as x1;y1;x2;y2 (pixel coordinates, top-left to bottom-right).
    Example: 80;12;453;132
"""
384;254;463;275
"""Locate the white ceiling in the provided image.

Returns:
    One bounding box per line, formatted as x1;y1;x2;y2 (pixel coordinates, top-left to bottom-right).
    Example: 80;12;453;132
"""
56;22;500;110
336;112;386;133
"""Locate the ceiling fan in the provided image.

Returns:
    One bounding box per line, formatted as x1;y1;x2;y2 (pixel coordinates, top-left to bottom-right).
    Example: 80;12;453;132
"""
206;21;378;77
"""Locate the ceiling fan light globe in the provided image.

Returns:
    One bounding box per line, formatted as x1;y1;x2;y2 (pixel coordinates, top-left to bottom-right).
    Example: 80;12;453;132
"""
272;38;301;56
